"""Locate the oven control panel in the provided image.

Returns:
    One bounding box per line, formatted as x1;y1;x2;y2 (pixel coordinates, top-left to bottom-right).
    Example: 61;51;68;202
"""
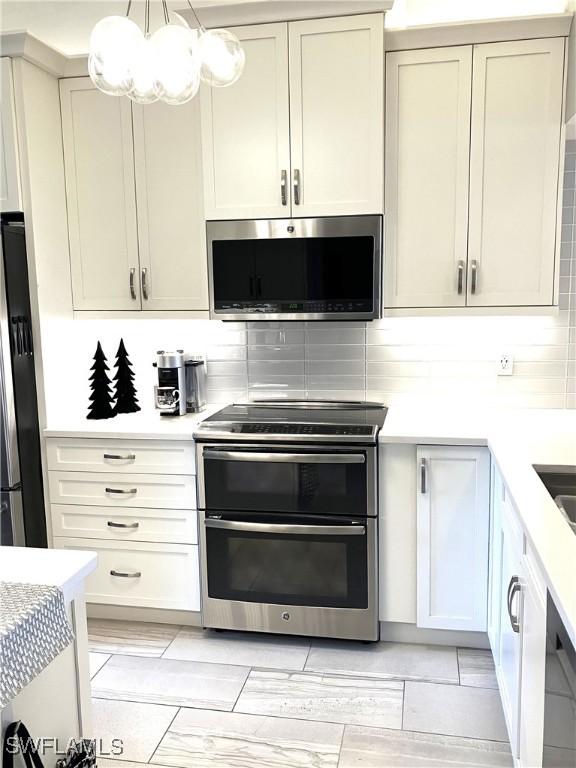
239;423;374;436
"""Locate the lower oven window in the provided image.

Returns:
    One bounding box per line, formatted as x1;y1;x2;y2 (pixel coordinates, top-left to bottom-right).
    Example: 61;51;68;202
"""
205;516;369;609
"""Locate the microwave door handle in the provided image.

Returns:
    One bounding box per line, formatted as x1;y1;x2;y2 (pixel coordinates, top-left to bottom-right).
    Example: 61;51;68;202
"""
203;450;365;464
205;519;366;536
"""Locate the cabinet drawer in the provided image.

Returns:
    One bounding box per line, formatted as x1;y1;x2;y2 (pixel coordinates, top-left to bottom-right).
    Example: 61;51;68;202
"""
53;537;200;611
51;504;198;544
49;471;196;510
46;438;195;475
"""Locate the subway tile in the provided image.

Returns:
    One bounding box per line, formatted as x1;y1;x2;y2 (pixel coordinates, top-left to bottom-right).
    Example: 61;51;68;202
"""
560;260;572;277
564;171;575;190
248;389;307;401
207;375;248;390
248;374;306;388
496;377;567;394
562;207;574;226
248;360;305;377
248;344;305;361
307;375;365;390
513;361;567;377
207;345;247;361
562;225;574;243
206;389;247;404
560;242;572;260
247;329;305;346
307;344;366;360
207;361;247;377
308;389;368;401
367;361;430;377
563;187;575;206
306;329;365;345
307;360;365;376
247;321;305;330
305;321;366;329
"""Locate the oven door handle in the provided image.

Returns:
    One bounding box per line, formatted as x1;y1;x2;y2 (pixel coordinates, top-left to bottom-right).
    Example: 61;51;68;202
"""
203;450;365;464
205;519;366;536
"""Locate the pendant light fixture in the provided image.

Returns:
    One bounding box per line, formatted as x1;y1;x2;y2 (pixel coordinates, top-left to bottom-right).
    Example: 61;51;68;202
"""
88;0;245;105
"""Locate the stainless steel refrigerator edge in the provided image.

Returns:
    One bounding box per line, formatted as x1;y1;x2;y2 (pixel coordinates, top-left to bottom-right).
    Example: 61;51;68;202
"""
0;258;25;545
0;214;47;547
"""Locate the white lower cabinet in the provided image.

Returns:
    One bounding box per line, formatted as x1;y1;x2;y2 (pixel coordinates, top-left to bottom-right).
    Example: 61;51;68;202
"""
54;537;200;611
48;437;200;613
416;445;490;631
518;547;547;768
489;465;548;765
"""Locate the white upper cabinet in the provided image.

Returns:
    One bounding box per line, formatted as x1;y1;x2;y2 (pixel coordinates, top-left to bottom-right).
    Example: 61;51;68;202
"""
0;58;22;212
61;78;208;312
201;14;384;219
385;37;565;310
201;23;291;220
385;47;472;308
416;445;490;632
133;100;208;311
60;78;140;310
288;14;384;217
468;38;564;307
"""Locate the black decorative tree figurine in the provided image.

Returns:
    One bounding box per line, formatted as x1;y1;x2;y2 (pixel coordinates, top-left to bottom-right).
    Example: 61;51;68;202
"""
87;342;114;420
113;338;140;415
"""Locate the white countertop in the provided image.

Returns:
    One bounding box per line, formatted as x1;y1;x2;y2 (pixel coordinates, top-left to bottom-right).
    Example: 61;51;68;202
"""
0;547;97;601
381;407;576;646
42;402;576;644
43;405;221;441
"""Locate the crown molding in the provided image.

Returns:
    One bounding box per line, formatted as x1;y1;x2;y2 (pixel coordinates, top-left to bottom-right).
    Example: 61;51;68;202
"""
178;1;392;28
0;31;68;76
386;13;573;51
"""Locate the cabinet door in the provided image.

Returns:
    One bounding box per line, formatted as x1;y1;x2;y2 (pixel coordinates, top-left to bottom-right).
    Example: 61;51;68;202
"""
488;463;504;660
519;548;546;768
495;494;524;759
201;23;290;220
288;14;384;217
468;38;564;307
0;58;22;212
60;78;140;310
416;446;490;631
385;47;471;308
133;100;208;311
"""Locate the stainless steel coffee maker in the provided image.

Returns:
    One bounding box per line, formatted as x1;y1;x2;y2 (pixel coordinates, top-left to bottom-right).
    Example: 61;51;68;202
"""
153;351;207;416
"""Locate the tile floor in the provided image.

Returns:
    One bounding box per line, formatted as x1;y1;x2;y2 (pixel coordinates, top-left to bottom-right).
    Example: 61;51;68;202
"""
88;619;513;768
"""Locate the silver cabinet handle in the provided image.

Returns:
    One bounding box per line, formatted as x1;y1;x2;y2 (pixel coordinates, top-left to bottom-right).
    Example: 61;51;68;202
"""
141;267;149;300
103;453;136;461
107;520;139;529
129;268;137;300
457;260;465;295
203;450;365;464
105;487;137;495
507;576;521;633
281;170;288;206
110;569;141;578
205;519;365;536
420;458;427;494
293;168;301;205
470;260;478;295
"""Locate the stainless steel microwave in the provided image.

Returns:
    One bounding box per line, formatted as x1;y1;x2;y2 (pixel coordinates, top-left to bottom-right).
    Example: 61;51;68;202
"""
207;216;383;321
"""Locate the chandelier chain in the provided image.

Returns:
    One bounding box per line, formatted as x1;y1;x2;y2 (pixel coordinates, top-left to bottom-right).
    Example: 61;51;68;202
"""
186;0;205;31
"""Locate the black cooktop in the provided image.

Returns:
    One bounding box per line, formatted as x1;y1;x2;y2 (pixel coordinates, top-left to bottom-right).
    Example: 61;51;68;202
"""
194;400;388;444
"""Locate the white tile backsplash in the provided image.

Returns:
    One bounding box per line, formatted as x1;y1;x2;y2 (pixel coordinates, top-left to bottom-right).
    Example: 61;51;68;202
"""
42;143;576;422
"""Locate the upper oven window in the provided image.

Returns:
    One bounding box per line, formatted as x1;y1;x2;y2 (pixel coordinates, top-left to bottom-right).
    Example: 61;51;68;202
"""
202;448;368;516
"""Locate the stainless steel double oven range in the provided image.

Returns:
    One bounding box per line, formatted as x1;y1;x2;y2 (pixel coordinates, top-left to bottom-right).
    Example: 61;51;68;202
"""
194;401;387;642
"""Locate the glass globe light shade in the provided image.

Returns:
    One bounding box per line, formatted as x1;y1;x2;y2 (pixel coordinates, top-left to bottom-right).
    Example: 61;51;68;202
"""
150;24;201;105
128;37;158;105
88;52;133;97
198;29;245;87
88;16;142;96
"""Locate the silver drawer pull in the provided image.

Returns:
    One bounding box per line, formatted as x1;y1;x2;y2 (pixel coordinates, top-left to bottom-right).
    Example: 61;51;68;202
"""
107;520;139;529
105;487;137;495
104;453;136;461
110;569;141;578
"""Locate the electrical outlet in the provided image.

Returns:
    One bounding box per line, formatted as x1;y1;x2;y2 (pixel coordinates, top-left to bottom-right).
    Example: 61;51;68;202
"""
498;353;514;376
